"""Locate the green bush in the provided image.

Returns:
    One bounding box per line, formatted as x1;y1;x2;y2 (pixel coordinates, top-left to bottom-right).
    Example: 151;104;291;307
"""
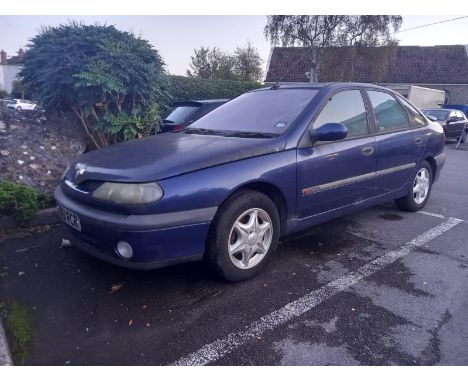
165;75;265;111
4;302;34;365
0;181;38;224
0;90;8;99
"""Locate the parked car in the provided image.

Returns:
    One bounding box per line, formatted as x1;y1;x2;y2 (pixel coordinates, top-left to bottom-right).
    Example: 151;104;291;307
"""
161;99;228;133
6;98;39;111
443;104;468;118
55;83;446;282
422;108;468;143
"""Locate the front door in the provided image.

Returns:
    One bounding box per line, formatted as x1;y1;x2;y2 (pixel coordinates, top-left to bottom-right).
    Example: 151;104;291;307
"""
296;89;377;219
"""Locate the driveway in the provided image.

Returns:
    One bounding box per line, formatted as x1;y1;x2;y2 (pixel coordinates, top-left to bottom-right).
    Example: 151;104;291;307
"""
1;142;467;365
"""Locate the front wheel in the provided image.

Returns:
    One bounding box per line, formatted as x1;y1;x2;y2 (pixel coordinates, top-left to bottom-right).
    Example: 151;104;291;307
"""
395;161;433;212
16;106;22;111
206;190;280;282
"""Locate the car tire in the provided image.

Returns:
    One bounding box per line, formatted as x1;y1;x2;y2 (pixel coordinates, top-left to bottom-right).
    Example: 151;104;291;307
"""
206;190;280;282
394;160;433;212
16;106;22;111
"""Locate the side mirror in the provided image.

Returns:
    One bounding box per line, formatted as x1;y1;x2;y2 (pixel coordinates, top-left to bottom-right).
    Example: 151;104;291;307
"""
309;122;347;143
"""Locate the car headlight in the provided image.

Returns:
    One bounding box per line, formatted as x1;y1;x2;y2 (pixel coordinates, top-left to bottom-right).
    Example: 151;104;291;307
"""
92;182;164;205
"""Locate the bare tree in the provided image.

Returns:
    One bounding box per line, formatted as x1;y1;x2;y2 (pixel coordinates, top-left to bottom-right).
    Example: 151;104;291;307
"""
264;15;402;82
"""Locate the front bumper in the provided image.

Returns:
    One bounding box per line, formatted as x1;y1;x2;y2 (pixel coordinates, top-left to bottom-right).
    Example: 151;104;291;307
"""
54;186;217;269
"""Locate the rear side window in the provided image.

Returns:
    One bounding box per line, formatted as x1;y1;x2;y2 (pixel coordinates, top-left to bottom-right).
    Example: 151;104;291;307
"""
396;96;427;127
367;91;410;132
165;106;199;124
312;90;369;137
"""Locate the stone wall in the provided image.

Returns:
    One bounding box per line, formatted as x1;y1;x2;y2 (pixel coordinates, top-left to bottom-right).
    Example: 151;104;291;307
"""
0;107;86;194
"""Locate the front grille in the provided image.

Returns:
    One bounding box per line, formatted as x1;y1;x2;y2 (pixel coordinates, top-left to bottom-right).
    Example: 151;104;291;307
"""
76;180;103;193
64;173;103;194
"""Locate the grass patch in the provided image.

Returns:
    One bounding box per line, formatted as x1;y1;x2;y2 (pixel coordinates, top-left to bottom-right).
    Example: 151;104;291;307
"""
2;302;34;365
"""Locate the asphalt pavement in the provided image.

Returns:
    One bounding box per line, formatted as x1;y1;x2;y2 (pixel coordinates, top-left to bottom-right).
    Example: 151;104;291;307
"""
0;141;467;365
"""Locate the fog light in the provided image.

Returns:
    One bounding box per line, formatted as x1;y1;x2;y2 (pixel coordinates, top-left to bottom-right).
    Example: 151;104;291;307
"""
116;241;133;260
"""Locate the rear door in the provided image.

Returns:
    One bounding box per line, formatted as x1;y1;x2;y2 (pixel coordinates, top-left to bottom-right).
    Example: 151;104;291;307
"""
296;88;377;218
365;90;428;195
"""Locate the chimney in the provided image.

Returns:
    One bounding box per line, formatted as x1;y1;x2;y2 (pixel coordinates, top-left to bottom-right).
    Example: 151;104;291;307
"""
0;50;7;65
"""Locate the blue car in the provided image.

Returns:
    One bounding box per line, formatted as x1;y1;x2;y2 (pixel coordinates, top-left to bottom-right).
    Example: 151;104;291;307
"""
55;83;446;281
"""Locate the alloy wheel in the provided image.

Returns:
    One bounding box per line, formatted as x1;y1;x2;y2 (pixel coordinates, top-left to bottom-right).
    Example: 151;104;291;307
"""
228;208;273;269
413;168;430;204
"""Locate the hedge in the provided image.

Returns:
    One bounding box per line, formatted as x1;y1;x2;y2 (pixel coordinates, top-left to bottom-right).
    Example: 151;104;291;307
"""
0;181;38;224
166;75;265;105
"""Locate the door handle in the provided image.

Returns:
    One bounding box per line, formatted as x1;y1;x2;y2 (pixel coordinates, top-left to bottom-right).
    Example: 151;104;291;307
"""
414;137;423;144
361;146;374;156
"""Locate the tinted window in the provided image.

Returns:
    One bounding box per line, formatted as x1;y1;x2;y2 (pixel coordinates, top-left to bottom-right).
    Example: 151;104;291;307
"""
397;96;426;127
190;89;317;134
165;106;199;124
423;109;449;121
368;91;410;132
312;90;369;137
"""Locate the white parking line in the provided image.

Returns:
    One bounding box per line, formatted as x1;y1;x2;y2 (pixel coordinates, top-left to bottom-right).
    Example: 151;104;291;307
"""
417;210;448;220
172;217;463;366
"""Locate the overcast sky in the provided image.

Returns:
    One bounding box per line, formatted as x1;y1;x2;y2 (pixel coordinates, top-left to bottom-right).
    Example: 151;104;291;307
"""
1;15;467;76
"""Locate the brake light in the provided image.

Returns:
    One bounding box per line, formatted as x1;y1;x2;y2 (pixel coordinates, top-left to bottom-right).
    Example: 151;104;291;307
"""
172;125;185;132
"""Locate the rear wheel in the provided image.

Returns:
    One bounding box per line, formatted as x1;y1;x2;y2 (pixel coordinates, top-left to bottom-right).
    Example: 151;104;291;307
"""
395;161;433;212
206;190;280;282
16;106;22;111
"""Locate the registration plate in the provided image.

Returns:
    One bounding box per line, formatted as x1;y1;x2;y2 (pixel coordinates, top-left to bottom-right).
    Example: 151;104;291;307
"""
57;204;81;232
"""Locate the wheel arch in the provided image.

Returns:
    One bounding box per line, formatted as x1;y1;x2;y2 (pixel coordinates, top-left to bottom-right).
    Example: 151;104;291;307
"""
424;156;437;179
216;181;289;237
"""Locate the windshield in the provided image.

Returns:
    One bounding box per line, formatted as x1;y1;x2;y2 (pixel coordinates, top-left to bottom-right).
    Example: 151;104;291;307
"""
188;89;317;135
165;106;199;123
423;109;449;121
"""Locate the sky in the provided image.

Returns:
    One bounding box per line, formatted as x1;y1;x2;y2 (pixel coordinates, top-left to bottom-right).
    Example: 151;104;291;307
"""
1;15;468;76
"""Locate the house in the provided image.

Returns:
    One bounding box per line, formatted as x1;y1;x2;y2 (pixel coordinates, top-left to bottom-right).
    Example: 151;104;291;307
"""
265;45;468;104
0;49;24;94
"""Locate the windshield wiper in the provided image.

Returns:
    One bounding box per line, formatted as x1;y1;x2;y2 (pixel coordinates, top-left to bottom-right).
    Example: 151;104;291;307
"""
183;128;230;136
184;128;277;138
225;131;277;138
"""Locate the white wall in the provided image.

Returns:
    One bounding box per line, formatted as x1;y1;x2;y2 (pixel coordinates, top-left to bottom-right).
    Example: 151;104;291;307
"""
0;65;21;94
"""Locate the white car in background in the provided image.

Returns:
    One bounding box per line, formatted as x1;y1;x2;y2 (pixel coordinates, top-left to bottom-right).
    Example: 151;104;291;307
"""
6;99;39;111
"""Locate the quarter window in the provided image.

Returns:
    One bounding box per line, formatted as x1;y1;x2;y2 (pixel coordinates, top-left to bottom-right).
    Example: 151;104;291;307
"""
396;96;426;127
367;91;410;132
312;90;369;137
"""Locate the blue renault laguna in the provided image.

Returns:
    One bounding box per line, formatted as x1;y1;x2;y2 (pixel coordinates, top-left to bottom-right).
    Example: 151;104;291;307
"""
55;83;446;281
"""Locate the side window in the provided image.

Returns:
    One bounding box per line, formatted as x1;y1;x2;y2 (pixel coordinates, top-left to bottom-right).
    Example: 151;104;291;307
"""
396;96;427;127
449;111;457;120
367;91;410;132
312;90;369;137
456;111;464;120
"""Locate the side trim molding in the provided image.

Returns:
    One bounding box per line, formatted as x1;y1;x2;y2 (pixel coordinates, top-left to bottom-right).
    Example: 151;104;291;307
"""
302;162;416;196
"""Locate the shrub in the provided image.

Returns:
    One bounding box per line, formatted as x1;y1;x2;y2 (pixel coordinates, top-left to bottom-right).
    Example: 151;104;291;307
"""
165;75;264;111
0;181;38;224
20;22;168;148
0;90;8;99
